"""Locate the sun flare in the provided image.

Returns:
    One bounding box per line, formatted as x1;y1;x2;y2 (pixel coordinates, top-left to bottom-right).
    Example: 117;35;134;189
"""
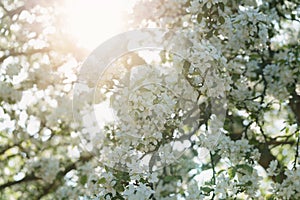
63;0;133;51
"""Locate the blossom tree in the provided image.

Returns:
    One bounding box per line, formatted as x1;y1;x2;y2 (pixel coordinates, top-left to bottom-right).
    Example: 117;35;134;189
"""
0;0;300;199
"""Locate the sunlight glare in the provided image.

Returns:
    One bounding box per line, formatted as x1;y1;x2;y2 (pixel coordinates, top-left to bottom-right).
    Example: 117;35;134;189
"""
64;0;133;51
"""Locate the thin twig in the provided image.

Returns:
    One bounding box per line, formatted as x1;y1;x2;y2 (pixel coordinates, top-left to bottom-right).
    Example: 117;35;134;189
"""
293;129;300;170
210;151;216;199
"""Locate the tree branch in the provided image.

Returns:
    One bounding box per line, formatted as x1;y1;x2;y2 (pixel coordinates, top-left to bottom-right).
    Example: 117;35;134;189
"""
35;154;93;200
0;174;38;190
289;91;300;125
230;132;287;183
0;48;51;63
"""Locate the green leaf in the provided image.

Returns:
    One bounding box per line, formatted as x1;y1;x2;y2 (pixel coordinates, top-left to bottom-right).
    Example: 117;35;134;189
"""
266;194;275;200
112;197;125;200
202;3;208;11
201;186;213;193
206;31;213;38
219;2;225;12
236;164;253;173
115;183;125;192
197;13;203;23
245;181;252;186
98;177;106;184
80;175;88;185
217;169;226;175
291;14;295;20
214;30;219;36
183;60;191;70
164;175;175;182
228;168;236;178
219;16;225;24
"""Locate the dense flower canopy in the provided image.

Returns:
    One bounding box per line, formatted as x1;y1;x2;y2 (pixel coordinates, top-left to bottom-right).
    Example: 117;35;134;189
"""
0;0;299;199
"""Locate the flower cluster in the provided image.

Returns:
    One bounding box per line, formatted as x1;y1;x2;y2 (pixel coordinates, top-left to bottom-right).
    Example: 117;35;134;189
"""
270;167;300;199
